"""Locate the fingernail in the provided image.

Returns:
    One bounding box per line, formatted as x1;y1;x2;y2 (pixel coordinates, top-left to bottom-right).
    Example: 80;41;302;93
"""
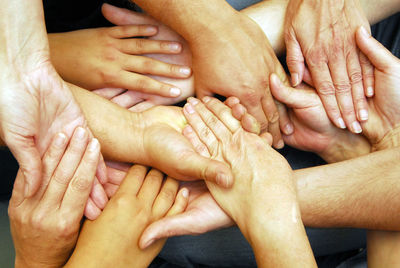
169;43;181;51
284;123;294;135
292;73;299;86
203;96;211;103
217;173;230;188
271;73;281;85
180;67;191;76
170;87;181;97
76;127;86;139
182;188;189;198
352;121;362;133
359;109;368;121
276;140;284;149
338;118;346;129
360;26;370;37
367;87;374;97
188;98;199;105
185;104;195;114
88;138;99;152
54;133;67;147
184;125;193;134
146;26;157;34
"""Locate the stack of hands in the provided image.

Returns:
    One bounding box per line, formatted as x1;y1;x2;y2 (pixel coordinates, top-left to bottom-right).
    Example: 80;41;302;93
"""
3;1;400;267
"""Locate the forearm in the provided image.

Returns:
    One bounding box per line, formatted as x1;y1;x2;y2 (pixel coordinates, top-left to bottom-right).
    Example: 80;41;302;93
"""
69;84;145;163
242;0;400;55
295;147;400;230
0;0;49;70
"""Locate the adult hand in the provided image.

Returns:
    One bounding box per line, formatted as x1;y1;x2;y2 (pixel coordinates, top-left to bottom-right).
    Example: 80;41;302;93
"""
100;4;194;108
9;128;100;268
0;65;108;219
269;74;371;163
356;27;400;150
285;0;373;132
188;12;290;148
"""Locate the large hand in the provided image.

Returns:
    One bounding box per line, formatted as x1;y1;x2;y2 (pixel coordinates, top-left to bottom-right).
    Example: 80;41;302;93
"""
188;11;290;148
269;74;371;163
285;0;372;132
101;4;194;108
9;129;100;268
356;27;400;150
0;65;108;219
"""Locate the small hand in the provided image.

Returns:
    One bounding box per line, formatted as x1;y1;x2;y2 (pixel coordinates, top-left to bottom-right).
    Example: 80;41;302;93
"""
285;0;373;132
9;128;100;268
49;22;192;98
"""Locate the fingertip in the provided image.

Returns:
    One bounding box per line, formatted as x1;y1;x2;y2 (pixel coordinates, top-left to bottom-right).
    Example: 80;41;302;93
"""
84;199;102;220
170;87;181;97
216;171;233;188
283;122;294;136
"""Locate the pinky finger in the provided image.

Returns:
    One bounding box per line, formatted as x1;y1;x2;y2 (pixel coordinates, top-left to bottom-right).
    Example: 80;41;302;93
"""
166;188;189;217
359;52;374;97
276;101;294;135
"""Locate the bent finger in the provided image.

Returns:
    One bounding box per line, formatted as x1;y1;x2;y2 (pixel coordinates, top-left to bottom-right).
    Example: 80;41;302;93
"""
152;177;179;219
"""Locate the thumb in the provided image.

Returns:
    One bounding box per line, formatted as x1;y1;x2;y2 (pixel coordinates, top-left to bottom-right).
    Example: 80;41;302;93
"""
7;137;41;197
139;210;199;249
285;29;305;87
101;3;156;26
356;26;398;70
181;152;233;188
270;73;315;109
195;88;213;101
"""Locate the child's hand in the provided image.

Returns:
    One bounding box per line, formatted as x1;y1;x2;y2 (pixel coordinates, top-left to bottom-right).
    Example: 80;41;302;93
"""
66;166;189;268
49;25;192;98
9;128;101;268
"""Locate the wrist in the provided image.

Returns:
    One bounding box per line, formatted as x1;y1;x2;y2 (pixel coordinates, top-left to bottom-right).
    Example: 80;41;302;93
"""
319;131;371;163
372;126;400;151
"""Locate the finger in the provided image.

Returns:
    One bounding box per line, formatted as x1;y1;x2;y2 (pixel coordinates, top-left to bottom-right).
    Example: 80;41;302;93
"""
285;29;305;86
303;67;315;87
95;153;108;185
84;198;102;221
124;56;191;78
359;52;375;97
128;101;155;112
7;137;42;198
119;38;183;55
356;26;398;71
242;99;269;134
119;71;182;97
261;93;283;149
107;166;128;185
92;88;125;99
152;177;179;218
182;125;210;157
231;103;246;120
42;127;89;206
9;170;27;208
108;24;158;39
34;133;68;200
201;96;241;133
188;97;233;141
329;56;361;133
308;62;345;129
260;132;273;146
61;139;100;219
195;88;213;100
104;183;119;198
276;100;294;136
110;90;143;108
102;3;156;26
346;50;369;122
116;165;148;197
240;111;261;135
106;161;131;172
224;96;240;108
89;178;108;210
166;188;189;216
137;169;164;206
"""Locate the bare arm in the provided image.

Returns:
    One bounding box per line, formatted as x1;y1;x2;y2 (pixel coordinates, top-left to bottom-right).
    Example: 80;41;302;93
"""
295;147;400;230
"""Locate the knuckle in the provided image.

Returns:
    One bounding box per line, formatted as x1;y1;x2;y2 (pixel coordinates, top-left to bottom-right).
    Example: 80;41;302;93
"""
113;195;134;211
267;111;280;124
56;218;76;238
317;82;336;96
349;71;362;85
98;69;117;86
243;90;261;106
341;107;355;118
53;171;70;186
134;77;150;90
306;49;327;68
140;60;156;73
71;176;92;191
200;127;212;139
30;212;46;230
158;188;176;203
135;39;146;52
334;82;352;95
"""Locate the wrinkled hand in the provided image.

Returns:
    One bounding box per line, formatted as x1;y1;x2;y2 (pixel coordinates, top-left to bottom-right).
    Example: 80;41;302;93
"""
100;4;194;109
9;129;100;268
356;27;400;150
188;11;290;148
0;65;107;219
49;21;191;98
285;0;373;132
269;74;370;162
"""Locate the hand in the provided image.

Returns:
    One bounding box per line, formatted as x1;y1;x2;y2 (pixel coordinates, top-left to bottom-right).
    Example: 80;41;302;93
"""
67;165;188;268
269;74;371;163
8;128;100;268
0;65;108;219
356;27;400;150
187;11;290;148
100;4;194;108
49;23;192;98
140;181;233;249
285;0;373;132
